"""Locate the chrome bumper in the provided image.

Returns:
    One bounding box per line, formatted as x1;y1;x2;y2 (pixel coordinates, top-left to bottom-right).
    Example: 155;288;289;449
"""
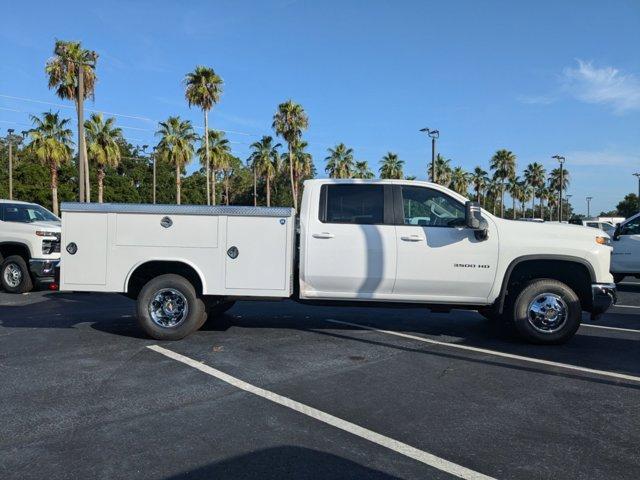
591;283;617;319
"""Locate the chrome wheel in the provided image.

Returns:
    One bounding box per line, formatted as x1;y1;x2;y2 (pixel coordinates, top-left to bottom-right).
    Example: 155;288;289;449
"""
3;263;23;288
527;293;568;334
148;288;189;328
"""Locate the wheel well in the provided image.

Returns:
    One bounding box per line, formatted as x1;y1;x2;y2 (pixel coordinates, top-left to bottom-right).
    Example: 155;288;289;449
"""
127;261;203;298
500;259;592;312
0;243;30;263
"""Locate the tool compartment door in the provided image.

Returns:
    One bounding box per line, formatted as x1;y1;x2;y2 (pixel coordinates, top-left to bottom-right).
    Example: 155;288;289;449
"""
61;212;108;287
225;216;289;291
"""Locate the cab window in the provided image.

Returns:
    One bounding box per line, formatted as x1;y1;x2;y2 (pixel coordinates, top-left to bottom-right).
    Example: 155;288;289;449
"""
321;184;385;225
400;186;465;227
620;219;640;236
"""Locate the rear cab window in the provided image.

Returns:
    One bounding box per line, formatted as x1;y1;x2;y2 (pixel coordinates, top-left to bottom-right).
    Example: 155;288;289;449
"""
319;184;389;225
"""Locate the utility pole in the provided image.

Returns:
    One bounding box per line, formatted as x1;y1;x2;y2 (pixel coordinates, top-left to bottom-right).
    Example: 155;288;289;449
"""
152;146;157;204
633;173;640;211
586;196;593;218
54;45;97;203
420;127;439;182
552;155;565;222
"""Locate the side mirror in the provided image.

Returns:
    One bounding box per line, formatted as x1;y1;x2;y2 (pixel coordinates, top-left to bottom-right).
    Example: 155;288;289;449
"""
465;201;488;239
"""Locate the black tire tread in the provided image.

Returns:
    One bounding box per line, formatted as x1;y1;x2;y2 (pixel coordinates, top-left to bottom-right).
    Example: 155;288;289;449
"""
0;255;33;294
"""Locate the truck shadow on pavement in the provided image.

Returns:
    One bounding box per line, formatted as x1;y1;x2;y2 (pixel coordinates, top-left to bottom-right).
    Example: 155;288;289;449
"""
164;446;401;480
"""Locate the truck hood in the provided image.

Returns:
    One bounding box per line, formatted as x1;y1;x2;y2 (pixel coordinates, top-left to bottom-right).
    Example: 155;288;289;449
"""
493;217;609;241
29;220;61;231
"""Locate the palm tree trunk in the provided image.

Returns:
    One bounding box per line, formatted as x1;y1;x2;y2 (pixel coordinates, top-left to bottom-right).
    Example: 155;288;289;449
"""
253;167;257;206
50;161;59;216
288;145;297;211
98;164;105;203
500;184;505;217
512;196;516;219
224;173;230;206
204;111;211;206
176;163;181;205
266;176;271;207
211;169;216;206
476;188;480;203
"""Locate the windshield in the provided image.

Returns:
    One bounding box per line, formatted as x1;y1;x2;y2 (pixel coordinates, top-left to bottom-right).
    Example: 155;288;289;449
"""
2;204;60;223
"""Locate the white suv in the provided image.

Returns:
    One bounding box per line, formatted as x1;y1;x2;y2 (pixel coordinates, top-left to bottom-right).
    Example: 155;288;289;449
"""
0;200;61;293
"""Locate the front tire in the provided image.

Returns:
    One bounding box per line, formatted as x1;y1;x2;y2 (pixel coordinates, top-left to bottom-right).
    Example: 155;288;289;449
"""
510;278;581;344
1;256;33;294
136;274;207;340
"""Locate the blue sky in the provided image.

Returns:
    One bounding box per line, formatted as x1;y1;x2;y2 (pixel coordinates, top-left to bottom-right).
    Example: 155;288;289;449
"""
1;0;639;214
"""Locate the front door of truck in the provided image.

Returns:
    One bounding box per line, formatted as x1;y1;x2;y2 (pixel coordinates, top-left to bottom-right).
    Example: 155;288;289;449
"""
612;216;640;273
393;185;499;303
302;184;397;298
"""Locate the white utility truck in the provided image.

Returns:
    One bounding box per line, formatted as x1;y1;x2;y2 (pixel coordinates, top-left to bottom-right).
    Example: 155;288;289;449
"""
0;200;61;293
59;179;616;344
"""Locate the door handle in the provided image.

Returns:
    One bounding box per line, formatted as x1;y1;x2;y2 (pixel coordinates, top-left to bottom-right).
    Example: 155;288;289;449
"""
313;232;335;239
400;235;423;242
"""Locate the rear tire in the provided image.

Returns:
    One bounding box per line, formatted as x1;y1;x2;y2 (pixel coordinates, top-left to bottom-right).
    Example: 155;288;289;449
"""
136;274;207;340
510;278;581;345
1;255;33;294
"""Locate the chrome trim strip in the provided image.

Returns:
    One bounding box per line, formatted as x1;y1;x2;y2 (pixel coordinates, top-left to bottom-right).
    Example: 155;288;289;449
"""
60;202;295;218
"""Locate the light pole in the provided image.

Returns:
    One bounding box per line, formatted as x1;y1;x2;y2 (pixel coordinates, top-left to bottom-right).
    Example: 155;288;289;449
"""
4;129;24;200
420;128;439;182
586;196;593;218
552;155;565;221
54;44;98;203
633;173;640;210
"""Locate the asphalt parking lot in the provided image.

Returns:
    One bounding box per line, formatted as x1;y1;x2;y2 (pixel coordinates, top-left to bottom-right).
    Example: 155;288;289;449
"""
1;283;639;480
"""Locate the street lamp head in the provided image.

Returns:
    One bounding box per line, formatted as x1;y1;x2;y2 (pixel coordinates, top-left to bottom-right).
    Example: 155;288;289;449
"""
419;128;430;133
7;128;14;135
428;129;439;139
633;172;640;178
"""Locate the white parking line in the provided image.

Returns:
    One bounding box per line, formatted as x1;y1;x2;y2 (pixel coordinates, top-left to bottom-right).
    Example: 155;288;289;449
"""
147;345;496;480
581;323;640;334
613;304;640;310
325;319;640;384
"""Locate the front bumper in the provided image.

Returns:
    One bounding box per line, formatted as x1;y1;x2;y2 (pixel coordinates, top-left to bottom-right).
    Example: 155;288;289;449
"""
591;283;617;318
29;259;59;281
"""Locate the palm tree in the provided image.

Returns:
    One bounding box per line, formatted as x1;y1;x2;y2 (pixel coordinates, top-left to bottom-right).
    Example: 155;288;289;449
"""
292;140;313;207
537;186;549;220
221;155;241;205
489;149;517;218
198;129;230;205
470;166;488;204
353;161;374;179
26;112;73;215
431;154;452;186
84;113;122;203
548;167;570;220
507;176;522;219
450;166;470;195
486;179;502;215
379;152;404;179
405;174;417;181
156;116;197;205
184;66;223;205
272;100;308;210
45;40;98;202
523;162;546;216
248;136;281;207
325;143;354;179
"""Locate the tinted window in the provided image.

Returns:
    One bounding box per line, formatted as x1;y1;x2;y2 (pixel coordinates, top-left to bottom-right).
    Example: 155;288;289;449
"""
621;219;640;236
2;204;59;223
401;186;465;227
324;185;384;224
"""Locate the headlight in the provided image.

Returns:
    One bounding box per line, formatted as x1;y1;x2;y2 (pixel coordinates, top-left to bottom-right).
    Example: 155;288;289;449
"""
36;230;57;237
596;236;611;246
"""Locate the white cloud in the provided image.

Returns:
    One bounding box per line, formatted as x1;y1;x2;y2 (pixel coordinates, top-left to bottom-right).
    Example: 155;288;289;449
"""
562;60;640;114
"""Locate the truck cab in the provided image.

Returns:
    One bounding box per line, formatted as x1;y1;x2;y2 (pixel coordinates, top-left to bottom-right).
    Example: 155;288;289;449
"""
611;212;640;283
0;200;61;293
